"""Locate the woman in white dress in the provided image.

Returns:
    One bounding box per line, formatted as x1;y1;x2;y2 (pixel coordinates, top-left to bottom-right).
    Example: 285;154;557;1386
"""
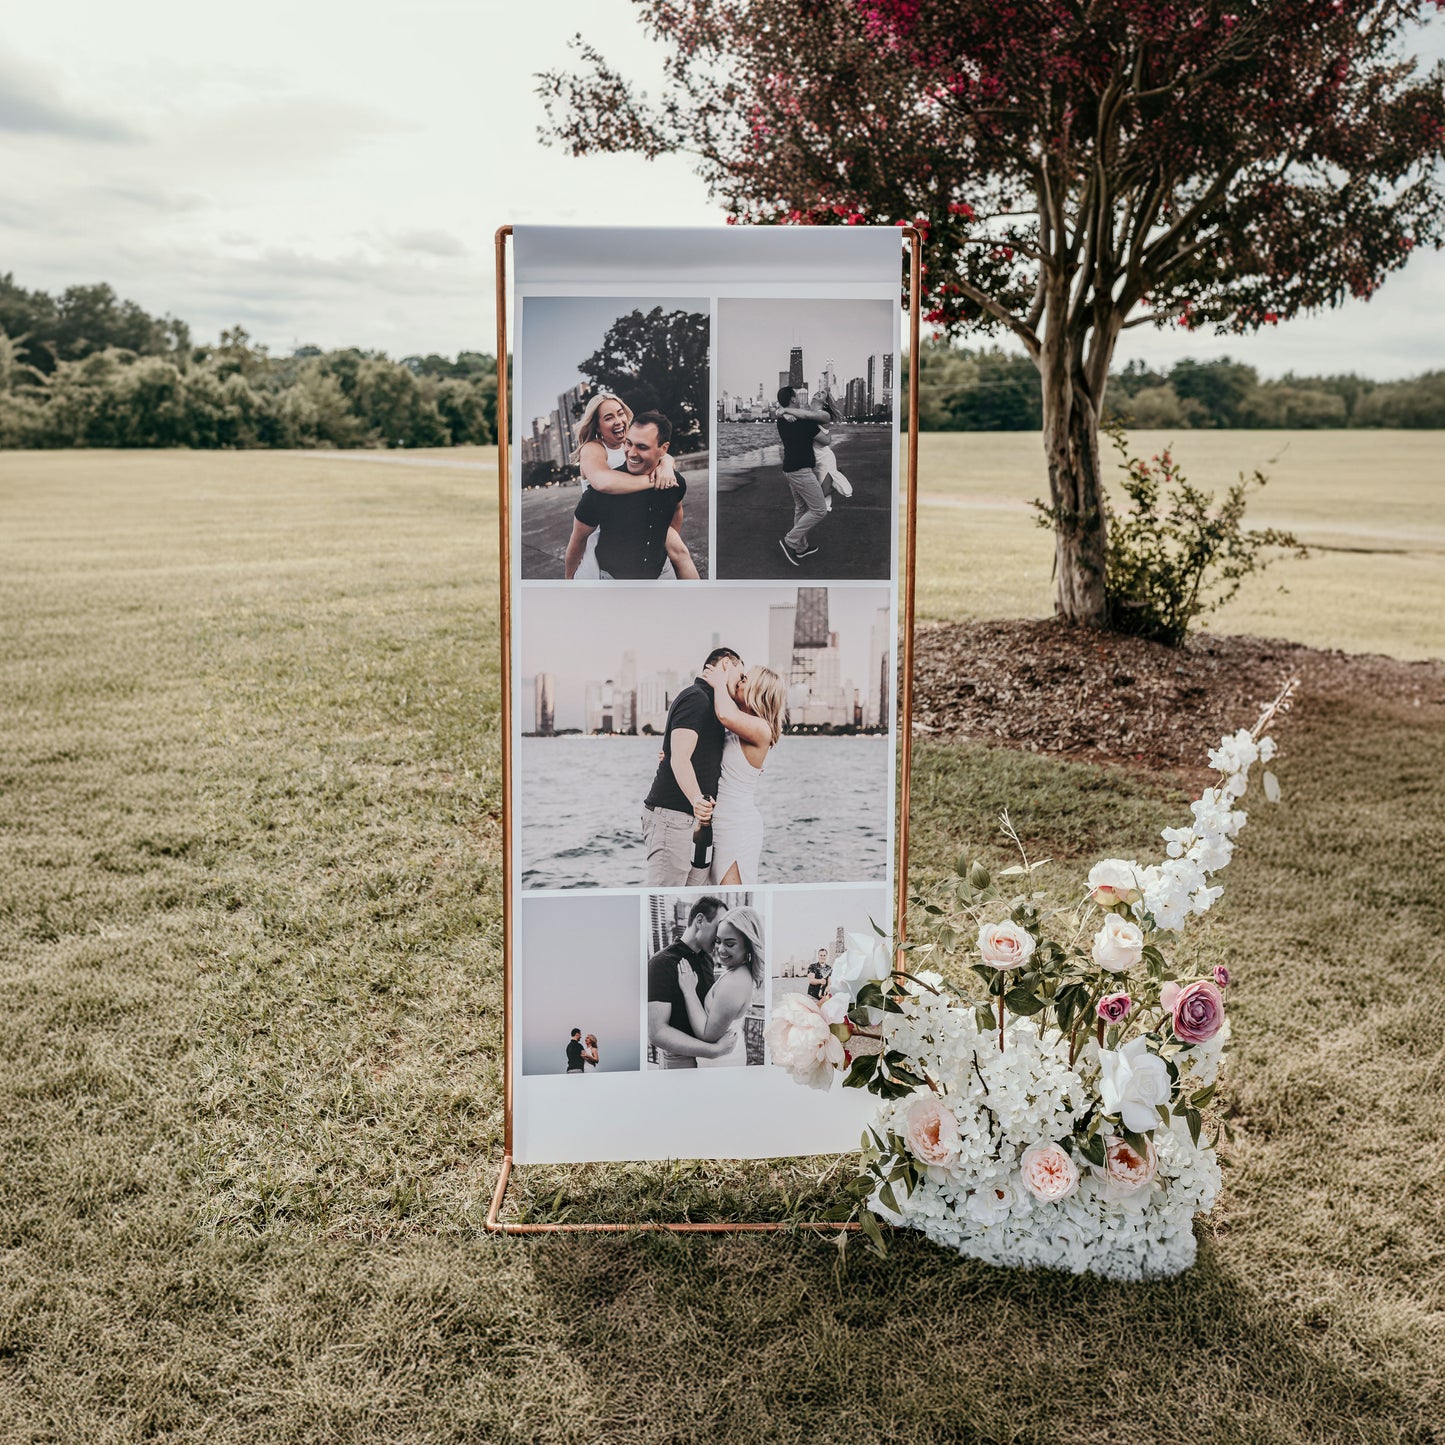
700;659;789;885
810;388;853;500
569;391;697;579
676;905;765;1069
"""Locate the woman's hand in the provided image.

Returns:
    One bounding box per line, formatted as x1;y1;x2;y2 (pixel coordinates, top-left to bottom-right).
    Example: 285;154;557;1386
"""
650;454;680;490
677;959;699;995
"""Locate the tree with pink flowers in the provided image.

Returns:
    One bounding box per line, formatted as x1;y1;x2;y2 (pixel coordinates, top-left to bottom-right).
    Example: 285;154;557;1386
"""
541;1;1445;626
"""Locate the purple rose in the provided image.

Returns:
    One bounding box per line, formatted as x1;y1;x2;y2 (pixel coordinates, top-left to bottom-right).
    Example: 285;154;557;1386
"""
1171;980;1225;1044
1213;964;1232;989
1096;993;1132;1025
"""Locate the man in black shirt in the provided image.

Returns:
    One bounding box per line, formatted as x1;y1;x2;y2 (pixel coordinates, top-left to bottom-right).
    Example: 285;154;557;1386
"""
641;646;740;886
565;1028;584;1074
775;386;836;566
806;948;832;1000
565;412;696;579
646;896;738;1068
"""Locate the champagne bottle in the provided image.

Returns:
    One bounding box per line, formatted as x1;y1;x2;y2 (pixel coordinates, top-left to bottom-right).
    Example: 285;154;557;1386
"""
691;818;713;871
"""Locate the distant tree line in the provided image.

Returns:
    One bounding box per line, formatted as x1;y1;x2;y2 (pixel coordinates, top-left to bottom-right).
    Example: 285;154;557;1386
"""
915;339;1445;431
0;274;497;449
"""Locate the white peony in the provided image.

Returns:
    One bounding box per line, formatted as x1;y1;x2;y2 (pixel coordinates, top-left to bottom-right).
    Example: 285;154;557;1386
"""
1092;913;1145;973
1098;1037;1173;1133
763;993;846;1090
831;930;893;993
1087;859;1143;907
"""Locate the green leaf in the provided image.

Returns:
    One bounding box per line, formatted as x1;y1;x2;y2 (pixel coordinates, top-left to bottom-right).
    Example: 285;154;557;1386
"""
968;862;991;890
1156;1104;1172;1124
1003;987;1045;1015
1077;1132;1107;1168
975;1004;996;1033
844;1054;877;1090
1122;1127;1152;1159
1185;1108;1203;1148
878;1180;900;1216
970;964;998;985
1191;1083;1217;1107
859;1208;888;1257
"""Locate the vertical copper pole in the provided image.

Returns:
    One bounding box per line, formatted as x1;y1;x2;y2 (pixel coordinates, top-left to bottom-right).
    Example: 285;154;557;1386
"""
895;228;922;952
494;226;515;1177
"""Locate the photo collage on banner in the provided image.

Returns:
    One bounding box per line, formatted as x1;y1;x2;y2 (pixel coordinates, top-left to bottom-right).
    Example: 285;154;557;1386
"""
509;227;904;1165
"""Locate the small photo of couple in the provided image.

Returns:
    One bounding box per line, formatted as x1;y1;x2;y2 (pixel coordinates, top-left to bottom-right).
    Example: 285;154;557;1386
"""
519;894;641;1077
516;295;711;581
715;297;896;580
519;585;894;890
646;891;765;1070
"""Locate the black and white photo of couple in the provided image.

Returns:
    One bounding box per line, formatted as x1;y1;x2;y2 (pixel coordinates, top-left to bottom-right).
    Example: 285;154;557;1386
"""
519;586;894;890
519;894;641;1076
517;296;710;580
646;893;765;1069
715;297;896;580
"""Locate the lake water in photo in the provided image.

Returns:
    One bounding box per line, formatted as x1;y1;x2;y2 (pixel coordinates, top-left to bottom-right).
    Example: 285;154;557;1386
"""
517;734;891;889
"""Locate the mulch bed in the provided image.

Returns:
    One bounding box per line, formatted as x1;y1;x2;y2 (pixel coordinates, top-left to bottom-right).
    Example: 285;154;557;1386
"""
911;619;1445;770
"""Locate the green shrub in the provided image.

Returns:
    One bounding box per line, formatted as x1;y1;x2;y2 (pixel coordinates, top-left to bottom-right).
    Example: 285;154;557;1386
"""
1100;429;1308;647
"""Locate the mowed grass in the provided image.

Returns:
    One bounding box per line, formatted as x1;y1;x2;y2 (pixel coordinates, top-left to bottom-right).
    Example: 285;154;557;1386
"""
0;445;1441;1443
913;429;1445;659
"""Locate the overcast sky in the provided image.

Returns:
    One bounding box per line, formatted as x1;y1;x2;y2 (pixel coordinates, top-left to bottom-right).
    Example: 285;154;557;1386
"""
3;1;1441;376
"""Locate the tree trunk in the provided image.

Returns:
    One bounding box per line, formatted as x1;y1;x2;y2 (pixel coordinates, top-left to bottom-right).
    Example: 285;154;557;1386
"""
1040;360;1108;627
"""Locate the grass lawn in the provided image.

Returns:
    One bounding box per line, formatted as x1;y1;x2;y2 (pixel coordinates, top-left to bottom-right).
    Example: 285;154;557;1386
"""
913;429;1445;659
0;446;1440;1443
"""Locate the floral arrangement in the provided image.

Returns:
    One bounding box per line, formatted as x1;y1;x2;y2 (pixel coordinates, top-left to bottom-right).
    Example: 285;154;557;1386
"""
764;686;1293;1280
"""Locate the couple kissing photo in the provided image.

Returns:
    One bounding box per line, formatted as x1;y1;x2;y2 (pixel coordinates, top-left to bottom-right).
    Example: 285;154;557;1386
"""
519;584;894;890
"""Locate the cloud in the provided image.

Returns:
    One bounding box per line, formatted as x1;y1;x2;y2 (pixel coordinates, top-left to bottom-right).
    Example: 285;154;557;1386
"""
0;51;137;142
391;228;469;258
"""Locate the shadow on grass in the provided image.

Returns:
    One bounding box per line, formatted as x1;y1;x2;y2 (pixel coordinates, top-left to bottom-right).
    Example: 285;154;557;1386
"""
518;1229;1409;1445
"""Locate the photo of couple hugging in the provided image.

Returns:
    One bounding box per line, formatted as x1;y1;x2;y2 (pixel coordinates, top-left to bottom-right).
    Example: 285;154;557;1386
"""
563;1028;600;1074
642;646;787;887
647;895;764;1069
565;390;700;582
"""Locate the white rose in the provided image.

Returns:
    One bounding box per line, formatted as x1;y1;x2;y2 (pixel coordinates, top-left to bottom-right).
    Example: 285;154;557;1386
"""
831;930;893;992
763;993;846;1090
1097;1036;1172;1133
1086;859;1143;907
977;920;1036;971
1091;913;1145;973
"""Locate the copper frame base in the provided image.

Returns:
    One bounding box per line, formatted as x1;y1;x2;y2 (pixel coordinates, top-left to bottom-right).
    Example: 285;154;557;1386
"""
487;224;923;1237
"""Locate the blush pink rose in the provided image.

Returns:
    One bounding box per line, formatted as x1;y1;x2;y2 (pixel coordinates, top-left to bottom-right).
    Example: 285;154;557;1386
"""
1019;1143;1080;1202
1213;964;1232;989
1172;980;1225;1044
977;920;1036;971
905;1096;961;1168
1104;1135;1158;1194
1096;992;1132;1025
1159;981;1182;1012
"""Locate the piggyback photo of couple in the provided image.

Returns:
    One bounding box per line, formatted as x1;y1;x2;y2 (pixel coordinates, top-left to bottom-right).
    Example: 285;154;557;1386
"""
518;585;894;891
517;296;710;581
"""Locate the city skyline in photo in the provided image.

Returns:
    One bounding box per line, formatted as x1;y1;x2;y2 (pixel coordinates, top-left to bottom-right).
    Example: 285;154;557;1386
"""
520;584;891;734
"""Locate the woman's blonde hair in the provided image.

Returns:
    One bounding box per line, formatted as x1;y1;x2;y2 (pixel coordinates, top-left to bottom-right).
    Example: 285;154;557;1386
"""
743;666;788;745
571;391;633;462
718;905;765;989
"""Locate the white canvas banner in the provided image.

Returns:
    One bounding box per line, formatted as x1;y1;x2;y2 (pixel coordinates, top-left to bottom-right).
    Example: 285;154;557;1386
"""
508;225;903;1164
